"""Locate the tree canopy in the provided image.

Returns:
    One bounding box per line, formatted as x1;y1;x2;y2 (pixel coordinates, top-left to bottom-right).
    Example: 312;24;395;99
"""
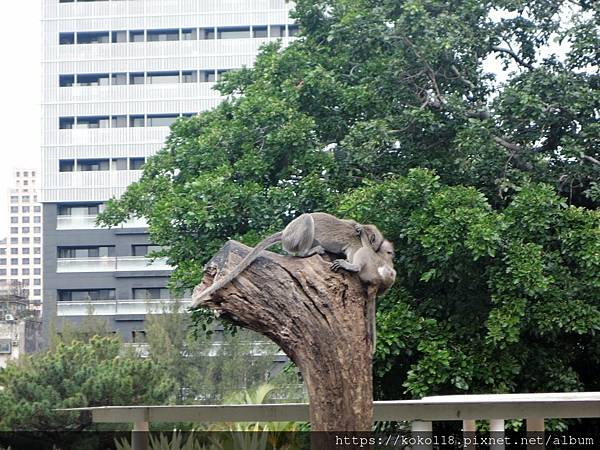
98;0;599;400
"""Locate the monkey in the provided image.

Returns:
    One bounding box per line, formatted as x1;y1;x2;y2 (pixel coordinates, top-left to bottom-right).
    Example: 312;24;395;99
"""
330;226;397;349
191;212;385;307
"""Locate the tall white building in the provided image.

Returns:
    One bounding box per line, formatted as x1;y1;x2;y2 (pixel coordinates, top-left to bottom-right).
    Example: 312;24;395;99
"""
40;0;296;341
0;169;43;309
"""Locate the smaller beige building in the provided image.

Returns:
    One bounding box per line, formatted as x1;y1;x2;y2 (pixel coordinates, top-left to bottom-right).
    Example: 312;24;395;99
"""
0;294;42;368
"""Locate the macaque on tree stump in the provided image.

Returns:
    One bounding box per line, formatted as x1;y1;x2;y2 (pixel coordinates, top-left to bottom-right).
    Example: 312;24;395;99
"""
191;240;377;432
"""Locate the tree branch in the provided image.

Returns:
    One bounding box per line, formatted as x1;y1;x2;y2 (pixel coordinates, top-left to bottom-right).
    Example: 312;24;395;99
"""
492;46;535;71
582;154;600;166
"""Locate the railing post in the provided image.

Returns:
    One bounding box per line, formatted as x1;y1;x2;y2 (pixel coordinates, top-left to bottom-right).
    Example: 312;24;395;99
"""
462;419;476;450
411;420;433;450
490;419;505;450
132;420;149;450
526;417;545;450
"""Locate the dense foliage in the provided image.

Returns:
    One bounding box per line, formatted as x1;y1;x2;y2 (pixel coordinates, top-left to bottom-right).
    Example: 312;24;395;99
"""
0;337;172;442
98;0;599;399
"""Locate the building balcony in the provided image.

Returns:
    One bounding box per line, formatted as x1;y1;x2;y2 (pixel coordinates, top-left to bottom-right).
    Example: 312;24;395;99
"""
57;215;148;230
56;298;191;316
56;256;172;273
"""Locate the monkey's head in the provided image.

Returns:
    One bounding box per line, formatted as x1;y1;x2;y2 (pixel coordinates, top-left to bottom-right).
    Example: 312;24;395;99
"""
362;225;385;252
378;240;395;263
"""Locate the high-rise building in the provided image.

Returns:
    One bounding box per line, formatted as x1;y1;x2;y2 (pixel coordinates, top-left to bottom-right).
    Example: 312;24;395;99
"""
40;0;296;342
0;169;43;309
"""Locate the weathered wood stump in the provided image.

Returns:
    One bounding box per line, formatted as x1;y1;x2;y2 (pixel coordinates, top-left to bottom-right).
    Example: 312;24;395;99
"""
192;241;375;432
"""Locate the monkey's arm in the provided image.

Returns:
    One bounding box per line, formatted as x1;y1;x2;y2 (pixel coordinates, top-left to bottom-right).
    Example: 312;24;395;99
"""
330;259;360;273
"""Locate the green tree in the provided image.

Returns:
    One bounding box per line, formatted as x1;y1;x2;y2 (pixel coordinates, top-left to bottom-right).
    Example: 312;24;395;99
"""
145;302;303;404
98;0;599;400
0;336;173;435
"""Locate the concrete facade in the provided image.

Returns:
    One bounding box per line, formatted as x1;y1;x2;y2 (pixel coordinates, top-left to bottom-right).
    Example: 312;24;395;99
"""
40;0;296;343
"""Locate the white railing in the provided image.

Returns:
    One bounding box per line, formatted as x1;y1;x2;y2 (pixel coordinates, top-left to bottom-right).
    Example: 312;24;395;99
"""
59;392;600;450
57;215;148;230
56;256;171;272
57;298;191;316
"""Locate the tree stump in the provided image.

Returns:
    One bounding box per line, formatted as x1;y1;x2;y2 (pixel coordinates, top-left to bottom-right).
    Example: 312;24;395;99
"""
192;241;375;432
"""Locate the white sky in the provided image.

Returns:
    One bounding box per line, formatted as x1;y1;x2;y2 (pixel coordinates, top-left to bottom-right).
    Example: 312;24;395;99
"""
0;2;42;236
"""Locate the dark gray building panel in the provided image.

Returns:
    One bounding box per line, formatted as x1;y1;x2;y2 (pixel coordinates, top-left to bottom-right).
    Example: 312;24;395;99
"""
42;203;171;345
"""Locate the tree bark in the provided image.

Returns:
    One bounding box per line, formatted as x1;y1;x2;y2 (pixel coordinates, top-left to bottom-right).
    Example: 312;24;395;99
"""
192;241;374;432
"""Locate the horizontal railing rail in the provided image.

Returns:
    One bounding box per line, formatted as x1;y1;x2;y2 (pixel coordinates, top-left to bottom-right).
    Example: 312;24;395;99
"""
59;392;600;450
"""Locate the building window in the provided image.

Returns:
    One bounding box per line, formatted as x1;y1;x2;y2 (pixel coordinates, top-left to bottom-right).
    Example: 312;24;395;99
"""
34;289;41;296
129;30;145;42
111;30;128;43
34;237;41;244
58;289;116;301
132;244;162;256
77;73;110;86
182;71;198;83
22;217;30;224
59;74;75;87
34;227;41;234
59;32;75;45
58;246;115;258
181;28;197;40
22;196;29;202
10;206;18;213
133;287;170;300
199;70;216;82
22;206;30;213
76;116;110;129
34;279;41;286
22;237;30;244
0;259;5;265
253;26;268;38
34;268;41;275
10;269;17;276
22;258;29;265
112;115;127;128
10;258;18;264
23;248;30;254
112;158;128;170
22;227;30;233
0;269;5;276
34;206;41;213
78;159;110;171
34;217;41;223
33;248;41;255
59;117;75;129
130;72;145;85
147;114;178;127
59;160;75;172
199;28;215;39
217;27;251;39
10;238;17;244
58;204;101;216
288;25;300;36
270;25;286;37
112;73;127;85
10;249;17;255
132;330;147;343
22;268;30;275
130;115;145;127
77;31;110;44
10;227;18;234
10;217;18;224
147;71;179;84
147;29;179;42
10;196;18;203
0;340;11;354
129;157;145;170
34;258;41;264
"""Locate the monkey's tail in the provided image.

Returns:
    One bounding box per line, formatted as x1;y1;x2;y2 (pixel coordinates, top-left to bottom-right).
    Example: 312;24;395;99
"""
191;231;283;308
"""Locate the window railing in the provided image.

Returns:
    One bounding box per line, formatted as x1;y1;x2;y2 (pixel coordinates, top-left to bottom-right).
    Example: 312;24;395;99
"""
56;256;171;272
56;298;191;316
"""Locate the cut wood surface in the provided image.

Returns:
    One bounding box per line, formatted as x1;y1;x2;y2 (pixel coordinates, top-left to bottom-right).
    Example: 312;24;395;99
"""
192;241;375;432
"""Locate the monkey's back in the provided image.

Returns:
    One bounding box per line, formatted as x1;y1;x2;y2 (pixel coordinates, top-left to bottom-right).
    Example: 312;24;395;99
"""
311;212;361;256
